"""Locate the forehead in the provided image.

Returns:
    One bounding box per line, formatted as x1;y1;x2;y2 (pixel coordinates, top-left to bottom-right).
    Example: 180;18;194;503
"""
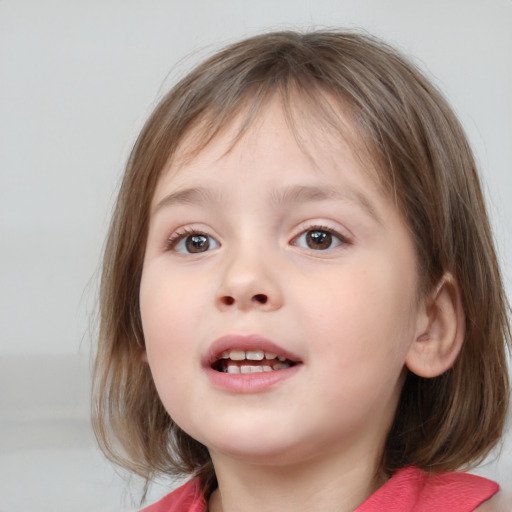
150;96;394;233
155;91;387;200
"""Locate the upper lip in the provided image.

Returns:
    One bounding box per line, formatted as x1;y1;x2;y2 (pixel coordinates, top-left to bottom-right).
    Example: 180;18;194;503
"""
203;333;302;368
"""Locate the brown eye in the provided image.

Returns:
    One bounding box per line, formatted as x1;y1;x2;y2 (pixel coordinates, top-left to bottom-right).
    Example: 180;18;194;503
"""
306;230;332;250
293;228;344;251
186;234;210;253
172;232;220;254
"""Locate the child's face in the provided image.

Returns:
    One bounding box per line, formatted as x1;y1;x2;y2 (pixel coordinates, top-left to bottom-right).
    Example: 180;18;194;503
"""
140;98;424;469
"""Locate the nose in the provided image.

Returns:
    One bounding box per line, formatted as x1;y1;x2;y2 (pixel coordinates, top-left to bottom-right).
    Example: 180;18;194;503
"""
215;250;284;312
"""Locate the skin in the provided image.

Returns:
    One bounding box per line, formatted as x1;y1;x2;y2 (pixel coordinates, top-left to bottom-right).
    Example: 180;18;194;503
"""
139;98;462;512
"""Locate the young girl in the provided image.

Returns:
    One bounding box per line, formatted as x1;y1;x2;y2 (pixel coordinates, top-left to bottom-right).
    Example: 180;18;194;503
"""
93;30;510;511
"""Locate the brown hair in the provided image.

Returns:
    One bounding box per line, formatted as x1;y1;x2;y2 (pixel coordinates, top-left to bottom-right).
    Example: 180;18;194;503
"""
92;30;510;493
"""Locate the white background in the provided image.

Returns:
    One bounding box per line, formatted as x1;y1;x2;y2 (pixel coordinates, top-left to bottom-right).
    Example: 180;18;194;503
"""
0;0;511;510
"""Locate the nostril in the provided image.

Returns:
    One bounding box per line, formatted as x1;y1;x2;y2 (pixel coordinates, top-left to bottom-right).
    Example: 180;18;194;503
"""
218;294;269;307
253;293;268;304
221;296;235;306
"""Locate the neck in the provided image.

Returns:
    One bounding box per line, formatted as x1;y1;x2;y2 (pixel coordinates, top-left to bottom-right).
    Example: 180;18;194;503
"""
208;448;386;512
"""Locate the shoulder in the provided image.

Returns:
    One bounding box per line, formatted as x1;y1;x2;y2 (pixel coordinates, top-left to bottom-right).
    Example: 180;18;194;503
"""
357;467;500;512
418;469;500;512
141;478;207;512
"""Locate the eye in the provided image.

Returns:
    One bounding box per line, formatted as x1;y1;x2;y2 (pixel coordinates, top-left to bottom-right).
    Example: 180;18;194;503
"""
293;228;345;251
169;231;220;254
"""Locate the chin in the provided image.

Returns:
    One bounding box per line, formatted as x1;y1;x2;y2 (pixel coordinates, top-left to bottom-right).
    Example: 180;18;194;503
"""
201;428;320;468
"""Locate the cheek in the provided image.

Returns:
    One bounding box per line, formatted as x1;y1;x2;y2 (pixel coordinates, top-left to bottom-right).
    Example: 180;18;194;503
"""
297;260;418;367
139;273;195;420
140;267;194;363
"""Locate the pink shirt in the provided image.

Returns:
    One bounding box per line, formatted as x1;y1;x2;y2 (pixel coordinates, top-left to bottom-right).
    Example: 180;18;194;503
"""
142;466;499;512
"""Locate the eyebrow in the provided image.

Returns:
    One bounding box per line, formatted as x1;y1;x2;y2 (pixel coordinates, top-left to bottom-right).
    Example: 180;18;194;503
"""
268;184;380;223
153;184;381;223
153;187;224;214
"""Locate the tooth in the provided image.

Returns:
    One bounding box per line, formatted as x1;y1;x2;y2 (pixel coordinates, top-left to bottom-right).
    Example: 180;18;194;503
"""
273;363;290;370
229;350;245;361
246;350;264;361
221;351;230;359
262;365;272;372
241;365;266;374
277;356;286;362
227;365;240;374
265;352;277;360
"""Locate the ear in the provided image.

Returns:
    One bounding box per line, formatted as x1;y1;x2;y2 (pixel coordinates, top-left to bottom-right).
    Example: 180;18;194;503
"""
140;349;149;363
405;273;465;378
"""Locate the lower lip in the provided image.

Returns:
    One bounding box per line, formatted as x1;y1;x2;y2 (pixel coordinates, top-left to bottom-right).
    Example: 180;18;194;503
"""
204;364;301;393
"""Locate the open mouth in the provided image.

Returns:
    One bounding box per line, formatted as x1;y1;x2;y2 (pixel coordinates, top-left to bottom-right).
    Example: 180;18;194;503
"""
212;349;298;374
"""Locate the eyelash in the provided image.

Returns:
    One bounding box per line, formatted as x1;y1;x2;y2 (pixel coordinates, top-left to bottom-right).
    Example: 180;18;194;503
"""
167;227;198;245
166;228;219;253
165;224;351;254
291;225;351;251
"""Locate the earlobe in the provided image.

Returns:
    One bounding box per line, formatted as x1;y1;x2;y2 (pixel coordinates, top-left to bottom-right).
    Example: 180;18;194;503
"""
140;349;149;363
405;273;465;378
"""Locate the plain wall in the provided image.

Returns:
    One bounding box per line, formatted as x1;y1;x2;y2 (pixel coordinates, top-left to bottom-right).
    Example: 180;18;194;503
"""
0;0;510;510
1;2;511;356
